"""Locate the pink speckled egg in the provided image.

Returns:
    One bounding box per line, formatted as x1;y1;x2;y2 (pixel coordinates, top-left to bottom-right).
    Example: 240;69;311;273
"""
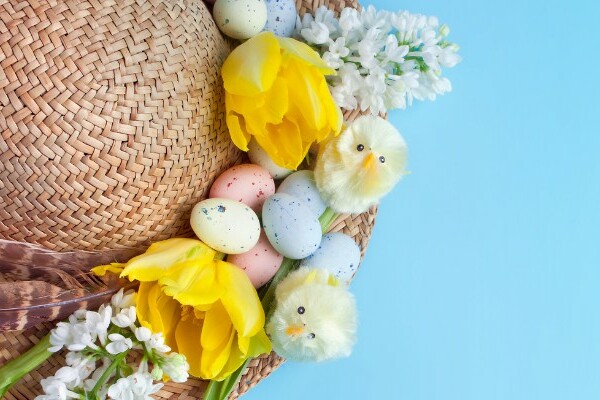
209;164;275;213
227;231;283;288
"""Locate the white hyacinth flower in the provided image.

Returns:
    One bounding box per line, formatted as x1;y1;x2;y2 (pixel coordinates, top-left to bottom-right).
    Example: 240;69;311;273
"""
111;306;137;328
106;333;134;355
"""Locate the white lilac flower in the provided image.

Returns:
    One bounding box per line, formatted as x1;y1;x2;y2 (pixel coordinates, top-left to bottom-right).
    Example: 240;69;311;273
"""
111;288;136;310
294;5;460;114
85;305;112;345
49;322;74;353
107;377;133;400
37;377;80;400
111;306;137;328
134;326;152;342
108;372;163;400
146;332;171;353
106;333;134;355
161;353;189;383
67;323;98;352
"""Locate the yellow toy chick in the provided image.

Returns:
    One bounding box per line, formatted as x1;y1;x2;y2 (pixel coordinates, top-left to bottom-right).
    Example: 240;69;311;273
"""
314;115;408;214
266;267;357;362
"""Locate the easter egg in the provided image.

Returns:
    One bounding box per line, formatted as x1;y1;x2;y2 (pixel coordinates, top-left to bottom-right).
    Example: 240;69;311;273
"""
299;233;361;285
277;170;326;218
227;231;284;288
213;0;268;40
209;164;275;214
248;140;293;179
262;193;322;259
263;0;297;37
191;198;261;254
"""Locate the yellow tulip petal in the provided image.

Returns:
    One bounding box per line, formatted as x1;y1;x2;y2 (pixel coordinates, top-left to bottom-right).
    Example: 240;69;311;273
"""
175;311;204;378
222;32;282;96
91;263;125;277
213;333;247;381
240;77;290;141
284;62;330;131
121;239;215;282
201;301;232;351
159;261;223;307
137;282;182;348
276;36;335;75
226;109;251;152
258;117;305;169
216;260;264;337
201;324;235;379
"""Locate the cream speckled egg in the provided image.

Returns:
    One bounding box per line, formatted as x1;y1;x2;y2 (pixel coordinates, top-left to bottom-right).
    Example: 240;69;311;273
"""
213;0;268;40
227;231;283;288
209;164;275;214
191;198;261;254
248;140;293;179
263;0;297;37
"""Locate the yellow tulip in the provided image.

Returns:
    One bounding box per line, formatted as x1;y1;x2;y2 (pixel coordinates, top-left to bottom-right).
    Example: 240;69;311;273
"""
222;31;343;170
93;238;272;381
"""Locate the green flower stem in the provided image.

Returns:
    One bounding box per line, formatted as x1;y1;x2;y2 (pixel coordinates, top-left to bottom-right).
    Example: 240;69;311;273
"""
203;208;339;400
91;351;127;397
0;334;52;399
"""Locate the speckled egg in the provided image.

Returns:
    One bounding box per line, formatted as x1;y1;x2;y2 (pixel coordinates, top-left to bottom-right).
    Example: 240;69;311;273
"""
213;0;268;40
227;231;283;288
248;140;293;179
262;193;322;259
263;0;297;37
191;198;261;254
209;164;275;214
299;233;361;285
277;170;326;218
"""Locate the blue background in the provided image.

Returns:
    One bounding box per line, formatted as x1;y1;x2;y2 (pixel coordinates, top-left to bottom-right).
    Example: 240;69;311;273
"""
246;0;600;399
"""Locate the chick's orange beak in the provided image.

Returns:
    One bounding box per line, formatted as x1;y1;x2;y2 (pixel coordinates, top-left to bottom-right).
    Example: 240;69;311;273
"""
285;325;305;337
363;153;375;170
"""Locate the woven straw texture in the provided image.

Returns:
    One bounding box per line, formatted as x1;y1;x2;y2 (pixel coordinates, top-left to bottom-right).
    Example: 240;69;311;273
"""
0;0;243;253
0;0;370;399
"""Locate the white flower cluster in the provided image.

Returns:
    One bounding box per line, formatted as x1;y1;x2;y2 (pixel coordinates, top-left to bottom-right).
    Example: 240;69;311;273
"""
296;6;461;115
36;289;189;400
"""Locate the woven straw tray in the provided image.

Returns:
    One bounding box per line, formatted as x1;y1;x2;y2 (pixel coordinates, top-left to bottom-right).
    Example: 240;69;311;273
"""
0;0;373;398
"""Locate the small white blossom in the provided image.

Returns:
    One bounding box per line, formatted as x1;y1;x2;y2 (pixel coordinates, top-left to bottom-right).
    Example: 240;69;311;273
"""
49;322;73;353
111;288;136;310
134;326;152;342
108;372;163;400
106;333;134;355
145;332;171;354
161;353;189;383
85;305;112;345
111;306;137;328
67;323;98;352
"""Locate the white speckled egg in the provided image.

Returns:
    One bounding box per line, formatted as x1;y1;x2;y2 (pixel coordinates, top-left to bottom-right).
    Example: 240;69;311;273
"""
277;170;326;218
262;193;322;259
299;233;361;285
227;231;283;288
191;198;261;254
248;140;293;179
263;0;297;37
213;0;268;40
209;164;275;214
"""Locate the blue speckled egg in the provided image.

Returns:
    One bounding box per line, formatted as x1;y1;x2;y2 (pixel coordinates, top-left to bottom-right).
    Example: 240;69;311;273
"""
262;193;322;259
277;170;327;218
263;0;297;37
191;198;261;254
300;232;361;285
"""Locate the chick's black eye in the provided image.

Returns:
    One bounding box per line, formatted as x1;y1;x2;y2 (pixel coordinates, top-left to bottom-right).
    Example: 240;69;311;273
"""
356;144;364;152
379;156;386;163
297;306;305;314
307;333;316;339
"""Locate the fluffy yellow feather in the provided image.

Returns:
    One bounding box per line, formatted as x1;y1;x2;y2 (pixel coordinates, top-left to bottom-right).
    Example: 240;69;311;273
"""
266;268;357;362
314;115;408;214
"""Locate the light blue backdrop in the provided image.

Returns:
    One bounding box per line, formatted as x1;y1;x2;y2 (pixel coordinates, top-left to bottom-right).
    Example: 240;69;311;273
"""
246;0;600;399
